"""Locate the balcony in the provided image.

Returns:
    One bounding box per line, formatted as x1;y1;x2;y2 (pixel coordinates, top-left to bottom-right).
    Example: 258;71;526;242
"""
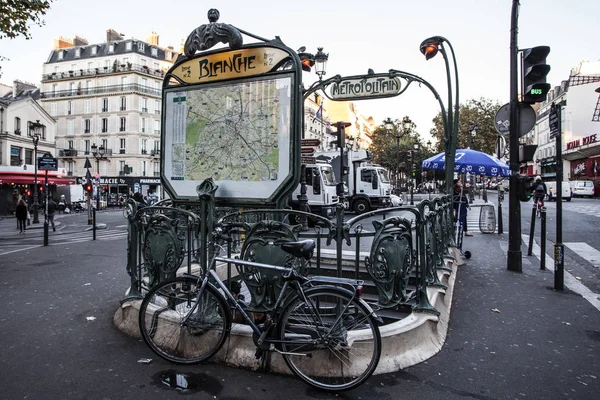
59;149;78;157
119;149;126;154
154;110;161;115
151;149;161;157
119;127;126;132
84;129;90;133
120;106;126;111
41;63;166;82
154;129;160;134
102;108;108;112
101;128;108;133
40;83;161;100
141;150;147;155
141;107;148;113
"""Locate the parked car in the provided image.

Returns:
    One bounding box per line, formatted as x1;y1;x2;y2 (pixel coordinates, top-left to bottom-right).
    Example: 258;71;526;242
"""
570;180;594;198
546;181;572;202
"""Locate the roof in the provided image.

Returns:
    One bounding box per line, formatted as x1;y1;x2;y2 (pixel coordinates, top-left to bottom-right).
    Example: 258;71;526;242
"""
46;39;174;64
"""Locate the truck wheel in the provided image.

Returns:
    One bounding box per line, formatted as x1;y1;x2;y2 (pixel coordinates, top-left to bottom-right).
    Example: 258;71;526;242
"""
353;199;370;214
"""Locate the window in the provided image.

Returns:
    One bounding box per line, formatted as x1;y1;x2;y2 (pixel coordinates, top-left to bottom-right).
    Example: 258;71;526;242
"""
84;100;91;114
151;47;158;57
140;117;146;133
141;139;147;154
361;169;373;183
120;96;127;111
126;41;132;51
84;119;91;133
14;117;21;134
141;78;147;88
108;44;114;53
67;140;74;149
141;97;148;112
153;141;160;151
102;118;108;133
102;98;108;112
166;51;172;61
91;46;97;55
25;149;33;165
67;101;73;115
142;161;147;176
84;140;90;155
10;146;21;166
155;100;160;114
52;84;57;95
104;60;111;69
153;62;159;70
141;59;147;67
154;120;160;134
51;103;58;116
70;82;76;95
58;50;64;60
67;161;74;176
75;48;81;58
87;61;93;71
86;80;92;94
121;76;128;90
119;117;126;132
153;161;160;176
119;161;126;175
101;139;108;149
67;120;74;135
120;139;126;154
138;42;145;52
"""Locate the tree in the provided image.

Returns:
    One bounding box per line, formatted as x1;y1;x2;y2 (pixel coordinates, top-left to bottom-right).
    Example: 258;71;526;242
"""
0;0;53;77
429;98;503;156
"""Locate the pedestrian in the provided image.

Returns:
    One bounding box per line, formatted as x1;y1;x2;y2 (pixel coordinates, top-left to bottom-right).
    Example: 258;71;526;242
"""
453;179;472;236
58;194;66;214
46;196;57;232
133;192;147;208
16;198;28;234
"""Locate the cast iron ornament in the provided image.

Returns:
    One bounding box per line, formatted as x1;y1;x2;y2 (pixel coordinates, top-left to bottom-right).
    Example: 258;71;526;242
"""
184;9;243;57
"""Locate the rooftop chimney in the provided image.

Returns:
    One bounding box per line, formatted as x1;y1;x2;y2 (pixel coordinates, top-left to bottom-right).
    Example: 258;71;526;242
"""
73;36;88;46
106;29;124;42
12;80;37;98
146;32;159;46
53;36;74;50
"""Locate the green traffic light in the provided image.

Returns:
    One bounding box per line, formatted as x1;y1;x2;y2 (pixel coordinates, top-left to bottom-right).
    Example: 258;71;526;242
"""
531;88;543;95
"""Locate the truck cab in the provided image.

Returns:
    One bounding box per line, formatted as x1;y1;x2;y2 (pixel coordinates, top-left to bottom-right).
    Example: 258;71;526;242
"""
291;163;339;218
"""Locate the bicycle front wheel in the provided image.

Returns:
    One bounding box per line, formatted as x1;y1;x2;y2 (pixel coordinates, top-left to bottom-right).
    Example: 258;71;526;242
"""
278;287;381;392
138;277;231;364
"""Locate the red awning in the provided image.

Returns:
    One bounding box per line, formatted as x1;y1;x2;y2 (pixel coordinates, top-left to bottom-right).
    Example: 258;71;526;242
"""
0;172;76;186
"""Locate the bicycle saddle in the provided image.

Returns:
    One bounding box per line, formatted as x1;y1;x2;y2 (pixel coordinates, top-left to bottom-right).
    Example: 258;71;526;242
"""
281;240;315;260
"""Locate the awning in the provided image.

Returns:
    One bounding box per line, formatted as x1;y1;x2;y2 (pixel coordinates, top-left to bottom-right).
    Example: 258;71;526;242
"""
0;173;76;185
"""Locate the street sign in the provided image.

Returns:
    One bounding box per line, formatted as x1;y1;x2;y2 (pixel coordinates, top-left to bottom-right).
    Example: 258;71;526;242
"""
85;169;92;180
38;156;58;171
549;104;560;138
301;139;321;147
84;157;92;169
301;147;315;155
496;135;507;158
301;156;316;164
494;102;537;137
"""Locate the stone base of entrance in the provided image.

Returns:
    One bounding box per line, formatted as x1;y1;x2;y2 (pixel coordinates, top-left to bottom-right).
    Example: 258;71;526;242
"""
114;252;459;375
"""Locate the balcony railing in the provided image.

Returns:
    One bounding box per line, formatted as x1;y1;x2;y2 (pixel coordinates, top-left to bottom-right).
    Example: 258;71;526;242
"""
67;171;74;176
119;149;126;154
141;150;147;154
59;149;78;157
41;83;161;100
84;129;90;133
141;107;148;113
154;129;160;134
41;63;166;82
119;127;126;132
151;149;161;157
153;172;160;176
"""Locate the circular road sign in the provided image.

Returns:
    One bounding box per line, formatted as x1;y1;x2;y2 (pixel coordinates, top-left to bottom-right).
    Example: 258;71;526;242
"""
494;103;537;137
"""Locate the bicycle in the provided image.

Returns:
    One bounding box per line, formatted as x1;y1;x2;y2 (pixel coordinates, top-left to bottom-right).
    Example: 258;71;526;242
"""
138;229;383;392
534;195;545;218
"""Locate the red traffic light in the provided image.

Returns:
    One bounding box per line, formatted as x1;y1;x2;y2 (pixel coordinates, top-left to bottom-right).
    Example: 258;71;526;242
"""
298;52;315;72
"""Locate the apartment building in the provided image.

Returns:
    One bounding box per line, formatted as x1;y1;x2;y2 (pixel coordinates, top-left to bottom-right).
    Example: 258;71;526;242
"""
39;29;176;204
327;100;375;150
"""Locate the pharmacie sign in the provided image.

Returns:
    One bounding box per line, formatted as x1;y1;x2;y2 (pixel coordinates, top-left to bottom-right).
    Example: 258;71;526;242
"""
329;76;402;100
566;134;598;150
170;47;290;84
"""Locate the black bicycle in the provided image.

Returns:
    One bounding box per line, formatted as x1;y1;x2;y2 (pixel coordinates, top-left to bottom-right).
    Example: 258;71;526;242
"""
138;232;383;392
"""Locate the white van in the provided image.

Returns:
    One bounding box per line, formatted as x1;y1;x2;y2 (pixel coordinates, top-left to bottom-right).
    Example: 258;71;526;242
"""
570;180;594;198
546;181;572;202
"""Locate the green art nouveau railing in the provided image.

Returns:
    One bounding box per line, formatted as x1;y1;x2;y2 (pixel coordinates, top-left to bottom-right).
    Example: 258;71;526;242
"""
123;187;454;319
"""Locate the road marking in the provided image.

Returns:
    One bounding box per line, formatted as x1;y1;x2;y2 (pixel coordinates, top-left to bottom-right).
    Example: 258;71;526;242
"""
564;242;600;265
0;245;42;256
523;235;600;313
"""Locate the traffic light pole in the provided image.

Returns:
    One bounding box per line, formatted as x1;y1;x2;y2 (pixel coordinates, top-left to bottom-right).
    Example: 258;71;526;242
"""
553;102;565;290
507;0;522;273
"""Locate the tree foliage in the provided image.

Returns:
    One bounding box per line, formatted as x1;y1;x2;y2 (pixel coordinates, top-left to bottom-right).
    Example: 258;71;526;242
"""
429;98;503;156
0;0;53;40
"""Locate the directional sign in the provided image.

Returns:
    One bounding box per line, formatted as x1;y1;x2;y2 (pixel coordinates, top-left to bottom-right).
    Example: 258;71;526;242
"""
301;147;315;155
301;156;316;164
84;157;92;169
549;104;560;138
38;156;58;171
85;169;92;181
494;102;537;137
301;139;321;147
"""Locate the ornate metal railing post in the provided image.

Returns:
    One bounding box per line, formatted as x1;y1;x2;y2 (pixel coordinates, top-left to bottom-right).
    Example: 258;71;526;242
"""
123;199;142;300
413;204;438;314
197;178;218;271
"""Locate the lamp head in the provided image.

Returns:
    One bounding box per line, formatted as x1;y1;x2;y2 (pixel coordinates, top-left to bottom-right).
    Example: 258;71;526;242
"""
314;47;328;79
402;116;412;131
384;117;394;132
419;36;444;60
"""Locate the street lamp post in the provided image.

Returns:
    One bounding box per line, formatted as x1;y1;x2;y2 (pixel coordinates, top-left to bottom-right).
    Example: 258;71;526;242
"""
410;140;420;206
426;140;432;199
468;123;477;203
91;143;108;211
419;36;459;196
314;47;328;149
30;120;44;224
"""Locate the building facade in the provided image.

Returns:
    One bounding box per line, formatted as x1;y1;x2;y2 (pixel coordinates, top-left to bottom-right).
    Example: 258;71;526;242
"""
326;100;374;150
0;80;66;215
39;30;176;204
530;60;600;196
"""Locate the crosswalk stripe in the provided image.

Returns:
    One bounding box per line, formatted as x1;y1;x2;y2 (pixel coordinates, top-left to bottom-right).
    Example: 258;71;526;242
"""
564;242;600;265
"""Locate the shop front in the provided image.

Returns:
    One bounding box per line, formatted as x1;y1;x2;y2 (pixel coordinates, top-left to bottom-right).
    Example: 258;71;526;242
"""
74;176;162;207
569;155;600;197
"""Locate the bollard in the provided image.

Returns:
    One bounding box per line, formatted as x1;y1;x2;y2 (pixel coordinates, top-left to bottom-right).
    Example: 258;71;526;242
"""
540;206;546;270
527;202;536;256
93;208;96;240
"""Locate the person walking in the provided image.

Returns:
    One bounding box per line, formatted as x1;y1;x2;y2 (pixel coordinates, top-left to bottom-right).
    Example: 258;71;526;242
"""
453;179;472;236
16;198;28;234
46;196;57;232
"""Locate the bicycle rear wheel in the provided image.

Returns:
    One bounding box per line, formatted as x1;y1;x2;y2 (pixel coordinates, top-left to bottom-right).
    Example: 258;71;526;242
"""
277;287;381;392
138;277;231;364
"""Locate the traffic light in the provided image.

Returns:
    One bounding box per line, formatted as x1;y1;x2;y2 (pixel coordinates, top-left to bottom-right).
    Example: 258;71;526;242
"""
521;46;551;104
517;175;535;202
407;150;413;159
298;52;315;72
84;183;93;195
329;121;352;148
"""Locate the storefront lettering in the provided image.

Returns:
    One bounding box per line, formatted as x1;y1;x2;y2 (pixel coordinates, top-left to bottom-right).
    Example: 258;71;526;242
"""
329;76;402;100
567;134;597;150
573;162;586;176
198;53;255;79
139;179;160;184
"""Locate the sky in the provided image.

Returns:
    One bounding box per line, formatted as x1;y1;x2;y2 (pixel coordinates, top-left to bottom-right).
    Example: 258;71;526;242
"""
1;0;599;142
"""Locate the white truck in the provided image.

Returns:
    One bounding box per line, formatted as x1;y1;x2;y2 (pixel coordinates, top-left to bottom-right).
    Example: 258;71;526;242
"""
314;149;392;214
290;162;339;218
